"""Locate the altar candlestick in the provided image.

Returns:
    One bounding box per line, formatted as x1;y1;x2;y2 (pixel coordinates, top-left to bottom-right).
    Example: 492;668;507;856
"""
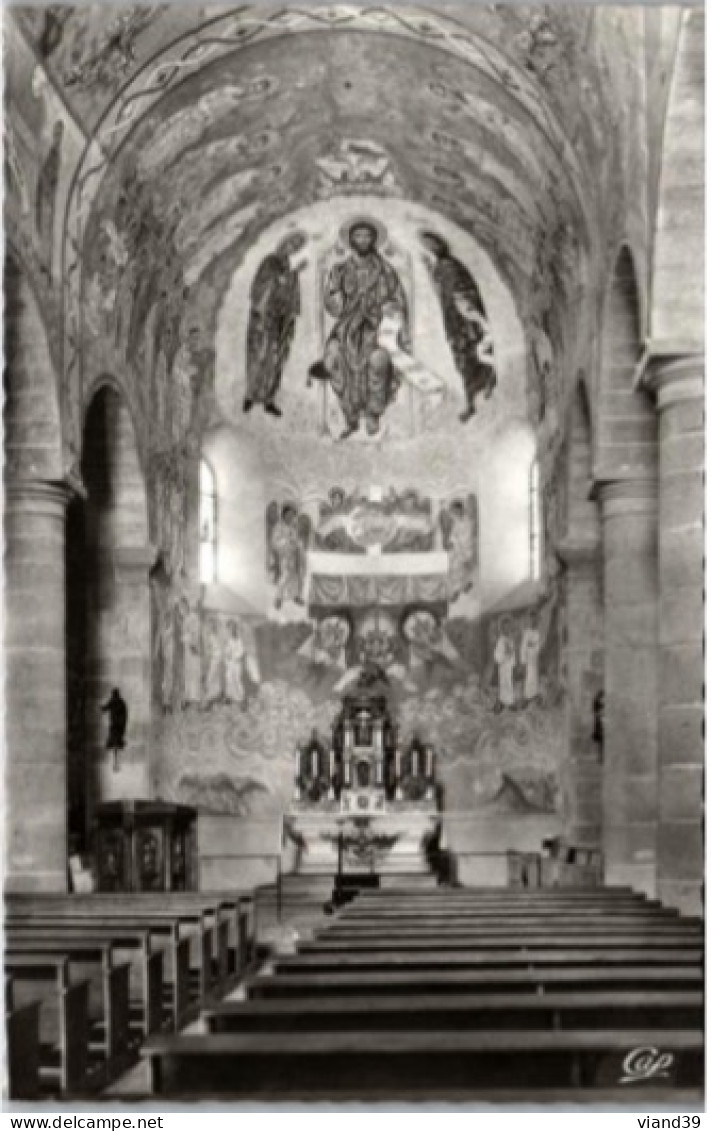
413;748;420;777
426;748;433;778
329;748;334;780
376;758;382;785
395;749;401;779
344;759;351;787
311;749;318;777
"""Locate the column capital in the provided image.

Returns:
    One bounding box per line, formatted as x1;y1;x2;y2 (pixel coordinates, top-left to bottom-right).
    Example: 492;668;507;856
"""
635;340;704;410
555;535;600;569
591;471;658;519
102;544;159;580
4;478;76;517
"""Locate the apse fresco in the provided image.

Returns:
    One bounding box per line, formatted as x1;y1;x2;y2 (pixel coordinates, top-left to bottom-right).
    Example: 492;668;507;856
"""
153;469;564;820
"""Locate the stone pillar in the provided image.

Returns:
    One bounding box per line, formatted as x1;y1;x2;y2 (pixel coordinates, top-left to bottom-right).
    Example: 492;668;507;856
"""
556;537;604;845
644;350;704;915
596;475;659;897
5;479;73;891
92;546;155;807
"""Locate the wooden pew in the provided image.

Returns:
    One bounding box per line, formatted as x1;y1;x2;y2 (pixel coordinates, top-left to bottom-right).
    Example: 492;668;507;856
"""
5;1000;41;1098
273;946;703;974
5;906;205;1028
5;937;132;1066
5;955;92;1095
331;913;687;930
302;931;702;951
6;921;164;1037
204;988;703;1034
245;965;703;999
141;1028;703;1096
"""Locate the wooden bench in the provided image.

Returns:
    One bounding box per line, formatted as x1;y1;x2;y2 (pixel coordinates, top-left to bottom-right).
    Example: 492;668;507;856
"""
334;913;686;930
245;965;703;999
6;906;208;1028
204;988;703;1034
5;936;132;1066
6;921;164;1037
5;1000;41;1099
274;946;703;973
303;931;702;951
141;1028;703;1096
10;893;252;982
5;955;92;1095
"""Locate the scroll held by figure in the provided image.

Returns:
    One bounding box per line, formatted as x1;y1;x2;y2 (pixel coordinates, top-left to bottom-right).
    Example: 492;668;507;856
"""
308;219;409;439
421;231;497;422
244;231;307;418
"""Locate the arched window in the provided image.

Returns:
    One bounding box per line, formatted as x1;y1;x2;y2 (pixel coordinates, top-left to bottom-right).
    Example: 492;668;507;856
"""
199;460;218;585
529;457;542;581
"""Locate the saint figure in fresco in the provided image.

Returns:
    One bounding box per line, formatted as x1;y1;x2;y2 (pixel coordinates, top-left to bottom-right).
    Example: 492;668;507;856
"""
520;610;542;704
266;502;311;611
441;496;478;600
224;619;247;706
308;221;409;439
202;617;225;708
493;617;517;711
421;231;496;422
179;598;202;710
244;231;307;417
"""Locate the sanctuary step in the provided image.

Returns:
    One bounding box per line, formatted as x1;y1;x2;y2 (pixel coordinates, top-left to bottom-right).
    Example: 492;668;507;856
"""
141;884;704;1101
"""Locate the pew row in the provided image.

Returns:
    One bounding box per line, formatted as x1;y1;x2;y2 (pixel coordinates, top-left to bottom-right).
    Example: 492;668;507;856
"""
6;924;164;1037
141;1029;703;1097
204;989;703;1033
5;956;94;1094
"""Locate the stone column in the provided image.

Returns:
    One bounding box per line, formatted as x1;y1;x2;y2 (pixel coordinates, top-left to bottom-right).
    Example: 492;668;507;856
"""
556;536;604;845
596;475;659;897
5;479;73;892
643;349;704;915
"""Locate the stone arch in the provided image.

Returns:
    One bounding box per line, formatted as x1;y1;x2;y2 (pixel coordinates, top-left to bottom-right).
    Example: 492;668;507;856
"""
650;7;704;343
66;382;153;845
3;252;63;482
597;244;657;476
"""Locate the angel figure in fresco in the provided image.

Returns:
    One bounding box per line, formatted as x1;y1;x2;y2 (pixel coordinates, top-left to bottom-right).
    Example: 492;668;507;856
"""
401;608;462;677
298;614;351;672
244;231;307;417
493;617;517;711
35;120;63;272
266;502;311;611
308;220;409;439
440;496;478;601
421;231;496;422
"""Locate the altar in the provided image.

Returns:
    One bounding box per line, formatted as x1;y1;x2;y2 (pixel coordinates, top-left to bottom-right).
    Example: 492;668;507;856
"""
284;673;440;878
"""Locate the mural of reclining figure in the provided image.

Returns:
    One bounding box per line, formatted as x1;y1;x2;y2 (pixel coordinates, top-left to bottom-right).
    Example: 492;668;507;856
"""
308;219;409;439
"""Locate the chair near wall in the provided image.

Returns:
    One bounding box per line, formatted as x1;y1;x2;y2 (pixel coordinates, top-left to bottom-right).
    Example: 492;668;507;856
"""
539;838;604;889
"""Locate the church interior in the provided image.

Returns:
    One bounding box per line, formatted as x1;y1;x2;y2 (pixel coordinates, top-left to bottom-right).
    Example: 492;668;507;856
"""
3;1;705;1105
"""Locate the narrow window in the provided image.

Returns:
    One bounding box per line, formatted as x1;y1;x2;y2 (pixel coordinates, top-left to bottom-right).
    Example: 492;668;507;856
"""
199;460;217;585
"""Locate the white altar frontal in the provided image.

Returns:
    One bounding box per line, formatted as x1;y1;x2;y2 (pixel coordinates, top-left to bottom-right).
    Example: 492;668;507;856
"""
284;673;441;877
